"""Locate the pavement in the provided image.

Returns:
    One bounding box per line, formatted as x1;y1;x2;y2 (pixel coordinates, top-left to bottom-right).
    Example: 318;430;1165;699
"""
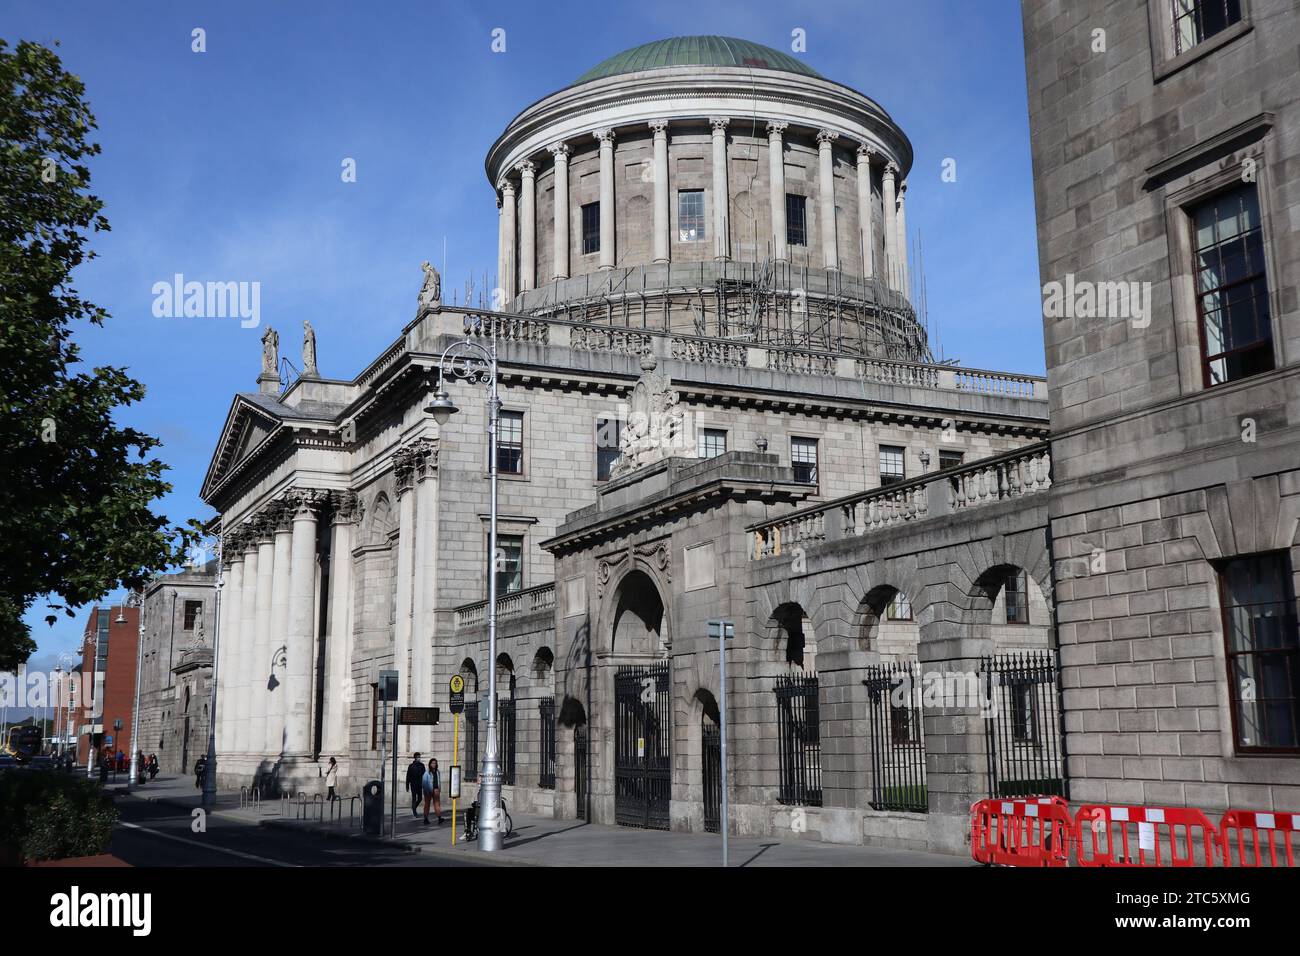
112;775;969;867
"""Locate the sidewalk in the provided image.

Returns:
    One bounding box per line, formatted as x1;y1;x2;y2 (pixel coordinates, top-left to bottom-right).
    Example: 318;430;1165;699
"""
119;776;969;867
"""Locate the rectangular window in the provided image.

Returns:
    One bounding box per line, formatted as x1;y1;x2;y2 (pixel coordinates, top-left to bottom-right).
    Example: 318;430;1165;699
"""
1192;184;1273;387
370;684;378;749
700;427;727;459
1173;0;1243;54
939;450;964;471
786;194;807;247
581;202;600;255
497;410;523;474
490;534;524;596
879;445;906;486
791;436;818;485
183;600;203;630
886;591;912;621
678;189;705;242
1219;552;1299;753
1004;569;1028;624
1010;683;1040;744
596;418;622;481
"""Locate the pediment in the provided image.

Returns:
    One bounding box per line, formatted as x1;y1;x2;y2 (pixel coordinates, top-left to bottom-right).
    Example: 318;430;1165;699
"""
200;396;285;502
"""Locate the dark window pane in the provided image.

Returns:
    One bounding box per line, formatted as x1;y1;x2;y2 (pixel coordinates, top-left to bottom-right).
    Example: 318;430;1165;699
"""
678;190;705;242
581;202;600;255
791;436;817;484
496;410;523;474
879;445;905;486
786;194;807;247
596;418;622;480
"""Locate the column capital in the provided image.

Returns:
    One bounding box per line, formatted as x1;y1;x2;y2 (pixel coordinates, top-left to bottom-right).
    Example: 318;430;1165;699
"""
883;160;900;179
709;116;730;133
766;120;788;137
898;179;908;197
515;159;536;178
393;444;418;493
816;128;839;147
856;141;877;162
410;437;439;481
286;488;325;521
330;490;362;525
498;177;517;197
239;522;260;554
496;195;503;210
548;141;571;160
647;119;669;135
593;127;616;145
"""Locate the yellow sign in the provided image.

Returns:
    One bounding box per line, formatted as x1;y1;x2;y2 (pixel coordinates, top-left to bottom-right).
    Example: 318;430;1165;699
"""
450;674;465;694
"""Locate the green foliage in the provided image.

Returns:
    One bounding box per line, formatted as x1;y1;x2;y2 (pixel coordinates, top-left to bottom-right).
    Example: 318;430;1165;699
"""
0;770;118;862
0;39;201;669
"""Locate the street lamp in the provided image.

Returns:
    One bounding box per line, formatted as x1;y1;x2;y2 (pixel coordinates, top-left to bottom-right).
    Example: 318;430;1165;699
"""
203;534;225;808
120;592;146;790
424;317;505;852
52;666;62;758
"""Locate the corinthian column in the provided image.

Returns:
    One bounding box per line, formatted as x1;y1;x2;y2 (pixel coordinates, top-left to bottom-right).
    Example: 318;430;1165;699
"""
495;195;506;305
251;520;275;755
218;543;244;755
649;120;669;264
234;534;258;754
856;143;876;280
882;162;899;291
284;492;319;756
595;128;616;270
896;180;910;297
816;129;839;271
323;491;359;757
710;117;730;261
392;447;417;745
767;122;788;262
409;440;438;753
500;179;517;305
267;503;293;754
517;161;536;292
549;143;571;280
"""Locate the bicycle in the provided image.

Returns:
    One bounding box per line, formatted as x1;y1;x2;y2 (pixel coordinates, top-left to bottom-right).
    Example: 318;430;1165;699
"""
463;798;513;841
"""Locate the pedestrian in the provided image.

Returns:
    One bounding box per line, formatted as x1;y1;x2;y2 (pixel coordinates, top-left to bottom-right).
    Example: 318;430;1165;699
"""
116;749;125;772
422;758;443;826
193;755;207;789
148;754;159;779
405;753;425;819
324;756;338;802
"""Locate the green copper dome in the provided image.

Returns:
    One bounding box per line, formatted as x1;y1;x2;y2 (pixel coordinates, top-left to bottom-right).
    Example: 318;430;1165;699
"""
576;36;821;84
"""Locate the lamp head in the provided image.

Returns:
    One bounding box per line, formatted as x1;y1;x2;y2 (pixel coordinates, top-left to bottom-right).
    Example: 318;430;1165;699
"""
424;388;459;426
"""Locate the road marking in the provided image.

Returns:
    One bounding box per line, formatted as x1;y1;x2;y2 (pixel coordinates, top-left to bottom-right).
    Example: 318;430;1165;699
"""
119;821;300;867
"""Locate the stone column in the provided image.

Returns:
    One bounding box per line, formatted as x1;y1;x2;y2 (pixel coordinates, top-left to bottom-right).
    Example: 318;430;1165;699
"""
856;143;875;280
816;129;839;271
234;536;259;754
251;522;275;756
649;120;669;264
767;122;788;261
268;505;293;754
500;179;517;305
392;448;417;747
517;160;536;293
495;194;506;304
323;492;358;757
218;547;244;755
549;143;570;280
408;441;438;754
595;128;616;270
881;162;899;291
896;180;909;297
284;492;319;756
710;117;730;261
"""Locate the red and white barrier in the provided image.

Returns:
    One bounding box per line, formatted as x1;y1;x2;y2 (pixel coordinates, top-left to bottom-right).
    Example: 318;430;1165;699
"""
970;797;1074;867
1220;809;1299;867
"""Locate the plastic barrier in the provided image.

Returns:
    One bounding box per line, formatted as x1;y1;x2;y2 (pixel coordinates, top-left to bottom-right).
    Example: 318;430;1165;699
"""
1075;803;1220;867
1220;809;1298;867
971;797;1074;867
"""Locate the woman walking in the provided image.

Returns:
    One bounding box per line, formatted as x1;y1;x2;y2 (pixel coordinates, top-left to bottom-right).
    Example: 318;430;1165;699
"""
421;758;442;825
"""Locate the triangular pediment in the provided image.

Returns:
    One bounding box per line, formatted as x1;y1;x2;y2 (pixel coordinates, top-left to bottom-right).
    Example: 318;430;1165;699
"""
200;395;285;503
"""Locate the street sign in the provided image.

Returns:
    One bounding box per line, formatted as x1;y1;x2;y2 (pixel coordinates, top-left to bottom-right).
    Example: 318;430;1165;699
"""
449;674;465;714
378;669;399;702
449;765;461;799
396;706;440;726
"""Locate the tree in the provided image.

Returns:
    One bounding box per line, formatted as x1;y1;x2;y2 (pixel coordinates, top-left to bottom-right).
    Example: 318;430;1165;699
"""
0;39;197;670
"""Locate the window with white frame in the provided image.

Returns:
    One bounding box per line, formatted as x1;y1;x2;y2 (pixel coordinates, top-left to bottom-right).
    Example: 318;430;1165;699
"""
879;445;906;486
678;189;705;242
700;427;727;459
791;436;818;485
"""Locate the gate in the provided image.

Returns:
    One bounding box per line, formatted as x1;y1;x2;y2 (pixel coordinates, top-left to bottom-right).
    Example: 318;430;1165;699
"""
574;725;588;821
774;674;822;806
702;719;721;833
498;698;516;786
464;702;479;781
614;663;671;830
539;697;556;789
980;651;1067;799
865;660;928;812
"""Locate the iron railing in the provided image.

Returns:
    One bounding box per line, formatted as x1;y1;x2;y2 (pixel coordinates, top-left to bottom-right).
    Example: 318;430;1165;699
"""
981;651;1067;799
774;674;822;807
614;663;671;830
865;660;928;812
702;720;722;833
498;698;517;786
539;696;556;789
574;725;589;821
464;702;479;782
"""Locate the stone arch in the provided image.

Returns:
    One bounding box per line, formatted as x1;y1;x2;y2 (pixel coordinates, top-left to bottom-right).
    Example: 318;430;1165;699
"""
750;575;825;665
495;652;516;699
854;583;920;658
365;492;393;546
766;601;816;670
459;657;479;696
602;565;669;658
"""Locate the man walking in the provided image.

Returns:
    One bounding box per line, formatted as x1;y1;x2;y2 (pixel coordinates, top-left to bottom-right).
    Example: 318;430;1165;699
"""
405;752;425;819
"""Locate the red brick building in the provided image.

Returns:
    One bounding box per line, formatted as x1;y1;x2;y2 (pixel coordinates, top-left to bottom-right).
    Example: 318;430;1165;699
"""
74;604;141;768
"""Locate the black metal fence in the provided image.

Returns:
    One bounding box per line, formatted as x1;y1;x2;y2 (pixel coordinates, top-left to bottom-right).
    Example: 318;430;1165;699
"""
614;663;671;830
865;660;928;812
539;697;556;789
464;702;479;782
498;698;516;786
774;674;822;807
980;651;1067;799
574;725;588;821
702;720;721;833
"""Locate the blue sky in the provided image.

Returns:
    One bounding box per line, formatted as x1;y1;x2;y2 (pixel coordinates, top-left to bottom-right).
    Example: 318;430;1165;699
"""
6;0;1044;673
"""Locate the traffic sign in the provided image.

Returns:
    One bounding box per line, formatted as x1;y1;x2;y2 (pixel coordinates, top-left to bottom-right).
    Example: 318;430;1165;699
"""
449;674;465;714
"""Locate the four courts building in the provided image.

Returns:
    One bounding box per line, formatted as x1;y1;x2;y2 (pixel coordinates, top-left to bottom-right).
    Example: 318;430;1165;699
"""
201;26;1300;854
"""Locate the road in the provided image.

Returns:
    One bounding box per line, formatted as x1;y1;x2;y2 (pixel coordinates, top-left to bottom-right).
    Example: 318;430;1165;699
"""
110;797;485;867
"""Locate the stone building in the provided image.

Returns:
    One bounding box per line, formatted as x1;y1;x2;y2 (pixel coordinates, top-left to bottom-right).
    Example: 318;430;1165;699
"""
133;563;217;775
200;36;1055;851
1022;0;1300;812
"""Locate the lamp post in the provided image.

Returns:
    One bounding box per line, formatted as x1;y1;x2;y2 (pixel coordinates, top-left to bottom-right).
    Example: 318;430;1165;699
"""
424;316;505;852
202;534;225;808
118;592;146;790
52;666;62;758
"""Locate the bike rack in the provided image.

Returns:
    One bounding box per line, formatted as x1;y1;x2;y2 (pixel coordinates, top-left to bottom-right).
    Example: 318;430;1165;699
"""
312;793;324;822
348;793;361;828
280;792;291;817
